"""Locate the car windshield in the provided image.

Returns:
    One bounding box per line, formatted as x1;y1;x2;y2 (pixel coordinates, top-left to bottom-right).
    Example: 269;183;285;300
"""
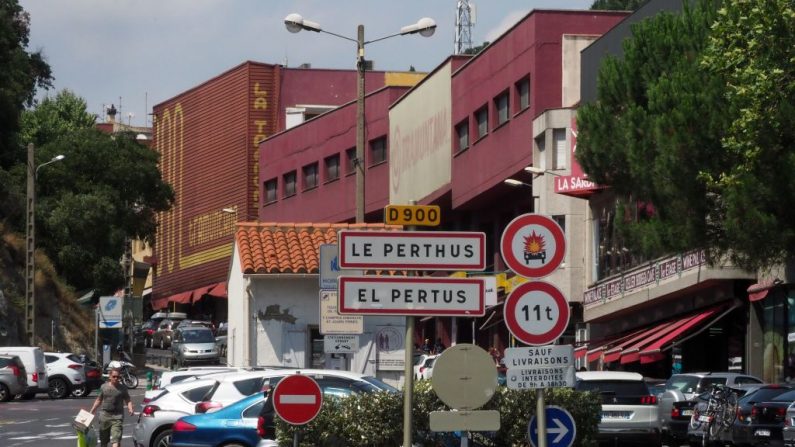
183;330;214;343
577;380;649;395
772;389;795;402
362;376;398;393
741;387;791;404
665;375;701;393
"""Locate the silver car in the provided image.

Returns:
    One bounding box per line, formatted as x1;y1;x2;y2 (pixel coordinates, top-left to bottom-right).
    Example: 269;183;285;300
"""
170;327;219;368
133;377;218;447
0;355;27;402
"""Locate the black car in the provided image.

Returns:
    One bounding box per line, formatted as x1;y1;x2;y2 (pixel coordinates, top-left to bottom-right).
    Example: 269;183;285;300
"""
730;385;794;446
737;388;795;447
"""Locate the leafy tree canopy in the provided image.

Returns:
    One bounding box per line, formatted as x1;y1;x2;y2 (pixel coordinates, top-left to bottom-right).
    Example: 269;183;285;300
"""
699;0;795;269
20;89;96;147
576;1;733;263
0;0;52;168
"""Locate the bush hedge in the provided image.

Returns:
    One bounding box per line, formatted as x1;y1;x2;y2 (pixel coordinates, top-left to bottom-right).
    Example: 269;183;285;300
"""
275;381;601;446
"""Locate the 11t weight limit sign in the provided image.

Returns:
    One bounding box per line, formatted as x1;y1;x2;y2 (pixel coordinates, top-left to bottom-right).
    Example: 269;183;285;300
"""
504;281;570;346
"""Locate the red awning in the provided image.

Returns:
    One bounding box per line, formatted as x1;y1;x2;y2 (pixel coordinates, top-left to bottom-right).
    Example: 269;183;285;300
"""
584;328;646;363
602;322;679;364
619;316;699;364
168;291;193;304
191;284;216;303
747;278;783;302
150;296;170;311
574;345;588;359
639;306;723;364
208;281;227;299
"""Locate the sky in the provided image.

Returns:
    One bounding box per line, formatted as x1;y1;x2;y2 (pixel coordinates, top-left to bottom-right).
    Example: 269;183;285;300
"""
20;0;594;128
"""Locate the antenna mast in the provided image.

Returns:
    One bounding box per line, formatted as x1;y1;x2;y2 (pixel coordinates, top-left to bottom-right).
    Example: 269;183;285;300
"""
455;0;475;54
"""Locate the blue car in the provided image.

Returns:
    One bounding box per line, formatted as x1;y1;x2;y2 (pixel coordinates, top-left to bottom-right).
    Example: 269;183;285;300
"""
171;392;265;447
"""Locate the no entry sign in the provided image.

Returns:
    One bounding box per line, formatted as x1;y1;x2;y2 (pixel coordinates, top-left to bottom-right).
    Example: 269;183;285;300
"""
272;374;323;426
501;214;565;279
503;281;570;346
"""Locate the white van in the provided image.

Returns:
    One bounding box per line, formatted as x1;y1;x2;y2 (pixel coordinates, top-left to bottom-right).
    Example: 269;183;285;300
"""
0;347;49;398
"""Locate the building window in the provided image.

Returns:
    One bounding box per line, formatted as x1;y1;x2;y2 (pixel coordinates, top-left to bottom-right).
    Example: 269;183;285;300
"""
535;134;546;171
552;215;566;234
455;119;469;152
553;128;567;169
494;91;509;126
370;137;387;165
475;106;488;139
302;163;318;190
516;77;530;112
264;178;277;204
346;148;356;175
324;154;340;182
283;171;296;198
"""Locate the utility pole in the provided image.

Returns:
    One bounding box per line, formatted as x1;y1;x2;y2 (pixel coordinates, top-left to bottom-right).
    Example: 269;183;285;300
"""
25;144;35;345
122;237;133;353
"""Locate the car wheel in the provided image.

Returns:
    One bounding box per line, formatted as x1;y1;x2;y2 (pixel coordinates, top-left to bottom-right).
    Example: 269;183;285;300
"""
0;383;10;402
153;428;172;447
19;391;36;400
48;378;69;399
70;383;88;398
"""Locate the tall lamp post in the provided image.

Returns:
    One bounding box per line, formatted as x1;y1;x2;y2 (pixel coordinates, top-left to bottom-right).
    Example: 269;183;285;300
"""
26;143;65;345
284;13;436;223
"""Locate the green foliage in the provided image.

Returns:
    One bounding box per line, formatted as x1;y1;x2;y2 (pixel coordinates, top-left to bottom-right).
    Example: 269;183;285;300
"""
31;128;173;292
20;89;96;147
700;0;795;269
576;1;733;262
0;0;52;169
463;41;489;55
275;383;601;446
590;0;647;11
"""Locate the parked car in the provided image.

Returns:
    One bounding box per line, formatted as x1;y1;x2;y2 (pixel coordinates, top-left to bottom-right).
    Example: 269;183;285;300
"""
215;323;227;358
782;399;795;447
133;377;220;447
143;367;239;409
153;319;180;350
44;352;86;399
575;371;660;446
171;392;265;447
145;312;188;348
414;354;437;380
175;320;215;333
738;388;795;447
659;371;763;445
79;357;103;397
170;327;220;368
0;355;27;402
0;346;48;399
139;319;161;348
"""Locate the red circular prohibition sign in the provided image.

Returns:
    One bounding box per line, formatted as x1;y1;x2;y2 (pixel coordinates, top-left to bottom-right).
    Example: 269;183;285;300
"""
272;374;323;426
503;281;570;346
501;214;566;279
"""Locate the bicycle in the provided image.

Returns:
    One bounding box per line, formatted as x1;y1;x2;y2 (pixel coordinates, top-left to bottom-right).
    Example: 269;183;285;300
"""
689;384;739;446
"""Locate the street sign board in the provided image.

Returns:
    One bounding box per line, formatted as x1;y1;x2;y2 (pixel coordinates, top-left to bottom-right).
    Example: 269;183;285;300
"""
323;334;358;354
503;281;570;346
384;204;441;226
338;230;486;270
431;344;497;410
501;214;566;279
272;374;323;426
430;410;500;432
338;276;485;316
319;290;363;335
319;244;362;290
506;366;576;390
503;345;575;366
528;406;577;447
98;296;123;328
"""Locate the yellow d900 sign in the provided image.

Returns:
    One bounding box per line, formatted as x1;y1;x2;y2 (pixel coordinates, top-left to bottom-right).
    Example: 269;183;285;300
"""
384;205;441;226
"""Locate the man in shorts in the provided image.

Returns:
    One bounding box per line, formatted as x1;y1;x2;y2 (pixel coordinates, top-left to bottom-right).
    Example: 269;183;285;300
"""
89;367;134;447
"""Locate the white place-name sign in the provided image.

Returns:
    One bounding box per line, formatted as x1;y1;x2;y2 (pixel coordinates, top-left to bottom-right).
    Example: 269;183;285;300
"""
337;230;486;271
337;276;485;316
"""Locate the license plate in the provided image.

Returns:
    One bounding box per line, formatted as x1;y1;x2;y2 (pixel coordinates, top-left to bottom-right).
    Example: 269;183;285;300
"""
682;409;694;416
698;415;712;422
756;429;771;437
602;411;632;420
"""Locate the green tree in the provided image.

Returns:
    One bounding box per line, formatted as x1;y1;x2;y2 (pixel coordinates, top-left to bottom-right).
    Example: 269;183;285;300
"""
32;127;174;292
591;0;648;11
20;89;96;147
463;41;489;55
0;0;52;168
699;0;795;269
576;1;732;262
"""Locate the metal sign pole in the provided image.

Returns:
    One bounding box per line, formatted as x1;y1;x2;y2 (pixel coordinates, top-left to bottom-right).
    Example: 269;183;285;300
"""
536;388;547;447
403;205;417;447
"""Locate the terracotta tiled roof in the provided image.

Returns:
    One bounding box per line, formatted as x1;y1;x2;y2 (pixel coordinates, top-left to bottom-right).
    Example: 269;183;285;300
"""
235;222;402;274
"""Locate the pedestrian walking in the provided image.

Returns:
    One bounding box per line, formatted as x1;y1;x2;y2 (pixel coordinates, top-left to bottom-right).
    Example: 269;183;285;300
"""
89;367;134;447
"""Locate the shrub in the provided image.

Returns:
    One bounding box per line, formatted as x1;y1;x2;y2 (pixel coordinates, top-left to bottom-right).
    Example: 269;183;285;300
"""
275;382;601;446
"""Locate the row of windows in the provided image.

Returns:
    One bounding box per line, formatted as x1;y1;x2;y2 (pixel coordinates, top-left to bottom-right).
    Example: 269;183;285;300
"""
455;76;530;153
263;137;387;204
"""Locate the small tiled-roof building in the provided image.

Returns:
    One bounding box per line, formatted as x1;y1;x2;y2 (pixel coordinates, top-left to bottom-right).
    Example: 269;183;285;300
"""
227;222;407;385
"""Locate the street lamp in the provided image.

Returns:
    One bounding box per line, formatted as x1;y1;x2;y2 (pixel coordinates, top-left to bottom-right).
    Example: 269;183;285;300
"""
284;14;436;223
524;166;563;177
504;178;531;188
26;144;65;345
